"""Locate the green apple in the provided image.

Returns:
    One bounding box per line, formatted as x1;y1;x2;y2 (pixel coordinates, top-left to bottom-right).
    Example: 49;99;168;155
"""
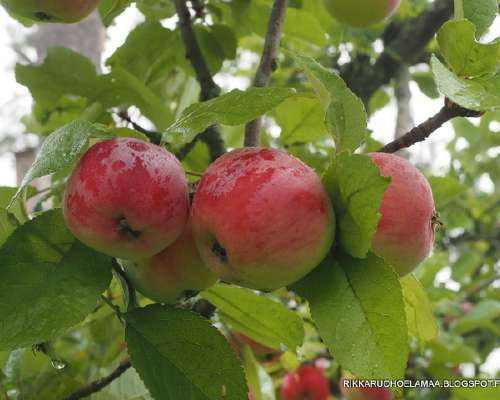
1;0;100;23
323;0;401;27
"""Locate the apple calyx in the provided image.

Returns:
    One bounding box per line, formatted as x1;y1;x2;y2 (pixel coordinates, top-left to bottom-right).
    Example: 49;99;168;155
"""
117;218;142;240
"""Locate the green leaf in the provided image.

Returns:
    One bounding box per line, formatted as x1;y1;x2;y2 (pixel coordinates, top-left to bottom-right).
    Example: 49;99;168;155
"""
201;284;304;351
0;187;26;246
106;21;182;84
429;176;467;208
324;153;390;258
431;55;500;112
400;275;438;349
294;252;408;380
464;0;499;38
16;47;174;130
242;346;276;400
0;209;72;264
275;95;326;144
125;304;247;400
98;0;133;26
163;87;296;146
428;333;480;364
284;8;327;47
294;55;367;152
8;120;98;210
453;300;500;335
136;0;176;20
437;20;500;78
451;251;483;282
0;211;112;350
412;71;440;99
368;88;391;114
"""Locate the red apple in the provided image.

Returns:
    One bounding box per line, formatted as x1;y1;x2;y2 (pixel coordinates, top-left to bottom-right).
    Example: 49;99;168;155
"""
323;0;401;27
462;302;474;314
341;377;393;400
64;138;189;260
282;365;330;400
369;153;436;276
191;148;335;290
121;220;217;304
1;0;100;23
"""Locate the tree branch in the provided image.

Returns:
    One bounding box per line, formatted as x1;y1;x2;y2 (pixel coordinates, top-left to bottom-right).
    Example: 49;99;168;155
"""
173;0;225;160
379;100;483;153
340;0;453;103
174;0;220;101
117;111;162;145
244;0;289;147
64;359;132;400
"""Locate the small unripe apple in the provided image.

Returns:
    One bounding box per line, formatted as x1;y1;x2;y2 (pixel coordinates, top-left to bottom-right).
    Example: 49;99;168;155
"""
191;147;335;290
64;138;189;260
341;376;393;400
121;221;217;304
369;153;436;276
323;0;401;27
282;365;330;400
1;0;100;23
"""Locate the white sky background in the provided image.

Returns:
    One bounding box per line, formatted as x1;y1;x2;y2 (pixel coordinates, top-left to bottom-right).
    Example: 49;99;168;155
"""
0;4;498;373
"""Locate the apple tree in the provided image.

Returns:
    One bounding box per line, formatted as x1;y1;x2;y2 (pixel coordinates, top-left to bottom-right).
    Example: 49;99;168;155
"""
0;0;498;399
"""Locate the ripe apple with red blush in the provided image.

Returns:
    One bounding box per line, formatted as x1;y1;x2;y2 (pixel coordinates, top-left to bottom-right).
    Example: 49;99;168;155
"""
121;220;217;304
64;138;189;260
281;365;330;400
191;147;335;290
369;153;436;276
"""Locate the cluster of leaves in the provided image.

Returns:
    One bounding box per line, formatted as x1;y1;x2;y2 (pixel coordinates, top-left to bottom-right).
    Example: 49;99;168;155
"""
0;0;498;399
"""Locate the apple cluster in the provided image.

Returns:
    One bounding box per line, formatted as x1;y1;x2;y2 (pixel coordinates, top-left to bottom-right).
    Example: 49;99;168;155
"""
63;138;436;303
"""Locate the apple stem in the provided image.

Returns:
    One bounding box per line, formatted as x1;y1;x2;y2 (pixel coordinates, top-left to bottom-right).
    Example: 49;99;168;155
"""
453;0;464;20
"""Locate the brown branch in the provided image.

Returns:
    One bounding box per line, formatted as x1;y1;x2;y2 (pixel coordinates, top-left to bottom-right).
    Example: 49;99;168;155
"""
173;0;225;160
461;274;500;302
244;0;288;147
117;111;162;145
340;0;453;103
64;359;131;400
174;0;220;101
379;100;483;153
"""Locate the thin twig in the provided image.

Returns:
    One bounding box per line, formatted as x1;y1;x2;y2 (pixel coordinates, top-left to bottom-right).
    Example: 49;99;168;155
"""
379;100;483;153
100;295;124;325
174;0;220;101
117;111;162;145
173;0;225;160
461;274;499;302
64;359;132;400
244;0;288;147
